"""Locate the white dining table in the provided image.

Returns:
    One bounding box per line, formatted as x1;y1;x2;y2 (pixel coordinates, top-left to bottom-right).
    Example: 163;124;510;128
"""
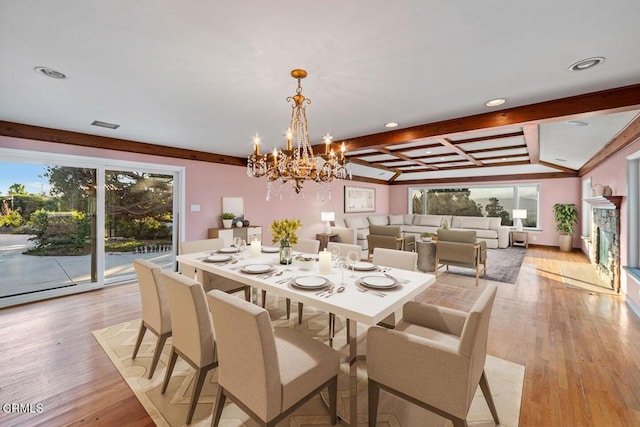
177;247;436;425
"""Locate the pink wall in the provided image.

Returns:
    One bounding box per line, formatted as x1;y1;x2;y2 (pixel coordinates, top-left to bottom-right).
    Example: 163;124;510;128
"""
390;177;582;247
0;136;388;244
583;137;640;307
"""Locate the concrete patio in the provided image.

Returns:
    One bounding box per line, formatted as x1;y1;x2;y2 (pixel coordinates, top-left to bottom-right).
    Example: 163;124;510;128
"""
0;233;172;298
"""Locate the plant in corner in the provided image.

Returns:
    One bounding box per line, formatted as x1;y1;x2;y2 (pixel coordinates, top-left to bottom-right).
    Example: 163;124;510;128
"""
221;212;235;229
552;203;578;252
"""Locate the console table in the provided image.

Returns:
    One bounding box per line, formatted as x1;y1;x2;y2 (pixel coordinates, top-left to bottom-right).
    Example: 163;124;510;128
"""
208;226;262;247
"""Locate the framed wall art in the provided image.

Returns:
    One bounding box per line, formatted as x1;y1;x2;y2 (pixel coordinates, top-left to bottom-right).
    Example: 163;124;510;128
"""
344;185;376;213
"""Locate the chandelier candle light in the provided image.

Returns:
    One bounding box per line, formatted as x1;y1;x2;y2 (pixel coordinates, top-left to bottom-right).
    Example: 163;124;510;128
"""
247;69;351;194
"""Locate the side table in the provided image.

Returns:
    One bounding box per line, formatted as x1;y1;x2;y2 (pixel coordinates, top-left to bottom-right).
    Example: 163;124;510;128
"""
416;240;436;272
510;231;529;248
315;232;339;251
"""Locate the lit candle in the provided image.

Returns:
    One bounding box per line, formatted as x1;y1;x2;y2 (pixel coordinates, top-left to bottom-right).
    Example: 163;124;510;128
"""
286;128;293;150
323;133;333;155
272;148;278;162
319;249;332;274
250;239;261;258
253;136;260;155
340;142;345;160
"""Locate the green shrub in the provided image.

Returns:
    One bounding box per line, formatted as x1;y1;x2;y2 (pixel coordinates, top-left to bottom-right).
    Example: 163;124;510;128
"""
0;210;23;227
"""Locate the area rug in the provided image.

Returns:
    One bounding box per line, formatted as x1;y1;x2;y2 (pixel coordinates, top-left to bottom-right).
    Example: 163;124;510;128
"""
442;247;527;284
94;297;524;426
557;261;619;296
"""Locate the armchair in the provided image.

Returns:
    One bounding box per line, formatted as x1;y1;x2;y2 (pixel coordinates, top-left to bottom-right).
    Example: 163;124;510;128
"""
367;225;415;257
435;229;486;286
366;283;500;427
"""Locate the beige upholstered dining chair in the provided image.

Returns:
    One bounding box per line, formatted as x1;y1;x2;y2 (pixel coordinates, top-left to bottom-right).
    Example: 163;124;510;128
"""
160;271;217;425
435;229;487;286
326;241;362;258
371;247;418;271
180;238;251;301
206;290;340;427
371;247;418;328
366;283;500;427
266;237;320;321
131;258;171;379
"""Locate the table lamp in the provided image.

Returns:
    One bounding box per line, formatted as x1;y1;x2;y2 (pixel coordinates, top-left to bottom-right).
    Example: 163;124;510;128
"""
512;209;527;231
321;211;335;234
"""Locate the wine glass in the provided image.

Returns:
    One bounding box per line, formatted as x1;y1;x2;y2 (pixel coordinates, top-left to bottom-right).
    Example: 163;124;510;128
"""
330;246;340;265
233;236;242;249
347;250;359;277
337;256;349;286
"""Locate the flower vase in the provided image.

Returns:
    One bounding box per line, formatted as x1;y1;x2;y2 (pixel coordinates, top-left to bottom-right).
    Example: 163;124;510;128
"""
279;240;292;265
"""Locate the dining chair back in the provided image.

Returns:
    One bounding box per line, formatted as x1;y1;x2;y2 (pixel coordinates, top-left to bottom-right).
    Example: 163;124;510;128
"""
159;271;217;425
326;242;362;258
292;238;320;254
371;247;418;271
131;258;171;379
207;289;340;426
179;238;225;279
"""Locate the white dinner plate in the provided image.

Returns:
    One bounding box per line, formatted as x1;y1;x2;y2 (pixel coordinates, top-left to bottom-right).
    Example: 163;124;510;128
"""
352;261;376;271
291;276;329;289
359;275;398;289
205;254;232;263
261;246;280;253
219;247;239;253
241;264;273;274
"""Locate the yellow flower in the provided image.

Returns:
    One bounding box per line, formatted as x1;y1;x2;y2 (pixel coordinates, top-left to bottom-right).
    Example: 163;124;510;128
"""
270;218;302;245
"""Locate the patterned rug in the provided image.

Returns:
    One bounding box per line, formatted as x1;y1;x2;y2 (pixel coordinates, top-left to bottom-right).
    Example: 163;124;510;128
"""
94;296;524;426
444;247;527;284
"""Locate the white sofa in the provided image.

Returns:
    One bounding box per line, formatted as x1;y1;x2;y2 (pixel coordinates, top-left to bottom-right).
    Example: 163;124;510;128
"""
333;214;509;257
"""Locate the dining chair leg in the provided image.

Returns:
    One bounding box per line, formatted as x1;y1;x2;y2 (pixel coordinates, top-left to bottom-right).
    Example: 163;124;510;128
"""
244;286;251;302
328;313;335;347
286;298;291;319
211;386;227;427
298;302;303;324
186;367;209;425
368;378;380;427
132;322;147;359
148;332;170;379
161;347;179;394
328;376;338;425
479;370;500;425
261;290;267;308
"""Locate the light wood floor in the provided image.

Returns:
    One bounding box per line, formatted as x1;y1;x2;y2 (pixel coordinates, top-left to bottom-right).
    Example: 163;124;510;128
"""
1;246;639;426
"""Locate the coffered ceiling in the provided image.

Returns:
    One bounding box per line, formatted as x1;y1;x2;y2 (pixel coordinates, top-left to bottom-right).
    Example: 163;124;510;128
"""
1;1;640;184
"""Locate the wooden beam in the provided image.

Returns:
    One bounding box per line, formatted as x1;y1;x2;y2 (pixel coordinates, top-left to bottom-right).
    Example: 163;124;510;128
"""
465;143;527;154
378;147;436;170
313;84;640;153
436;138;483;166
449;130;525;145
523;124;540;164
0;121;247;167
539;160;578;174
579;113;640;176
391;171;578;185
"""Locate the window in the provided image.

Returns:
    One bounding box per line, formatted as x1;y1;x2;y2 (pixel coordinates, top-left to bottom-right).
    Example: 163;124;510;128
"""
408;184;540;228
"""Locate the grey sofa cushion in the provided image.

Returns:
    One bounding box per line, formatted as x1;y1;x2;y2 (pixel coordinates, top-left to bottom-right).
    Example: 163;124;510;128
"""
368;215;390;226
389;214;404;225
345;216;369;229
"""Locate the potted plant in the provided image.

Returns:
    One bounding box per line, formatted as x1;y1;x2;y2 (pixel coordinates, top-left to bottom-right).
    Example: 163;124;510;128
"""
421;232;433;242
221;212;235;229
552;203;578;252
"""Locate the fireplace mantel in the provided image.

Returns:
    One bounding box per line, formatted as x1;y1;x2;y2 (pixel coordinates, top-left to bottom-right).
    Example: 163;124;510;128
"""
584;196;623;210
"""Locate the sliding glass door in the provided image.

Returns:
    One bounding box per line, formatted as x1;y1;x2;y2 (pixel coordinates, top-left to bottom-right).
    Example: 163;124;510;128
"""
0;149;182;307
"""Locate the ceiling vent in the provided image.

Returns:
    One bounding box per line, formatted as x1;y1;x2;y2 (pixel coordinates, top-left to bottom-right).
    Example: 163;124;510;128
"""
91;120;120;129
568;57;605;71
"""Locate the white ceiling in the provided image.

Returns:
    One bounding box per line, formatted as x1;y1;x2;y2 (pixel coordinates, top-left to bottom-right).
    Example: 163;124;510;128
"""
1;1;640;180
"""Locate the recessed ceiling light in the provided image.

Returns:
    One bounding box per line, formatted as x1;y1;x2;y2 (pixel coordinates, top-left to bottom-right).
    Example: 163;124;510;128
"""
568;57;605;72
34;66;67;79
425;150;432;154
555;158;567;162
384;122;399;128
91;120;120;129
502;158;507;161
567;120;589;127
485;98;506;107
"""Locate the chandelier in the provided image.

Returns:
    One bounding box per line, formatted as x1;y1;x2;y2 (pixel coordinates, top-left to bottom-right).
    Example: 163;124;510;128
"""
247;69;350;194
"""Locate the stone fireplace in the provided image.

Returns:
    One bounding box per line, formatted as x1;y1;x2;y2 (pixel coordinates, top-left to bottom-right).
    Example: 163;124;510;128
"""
585;196;621;292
